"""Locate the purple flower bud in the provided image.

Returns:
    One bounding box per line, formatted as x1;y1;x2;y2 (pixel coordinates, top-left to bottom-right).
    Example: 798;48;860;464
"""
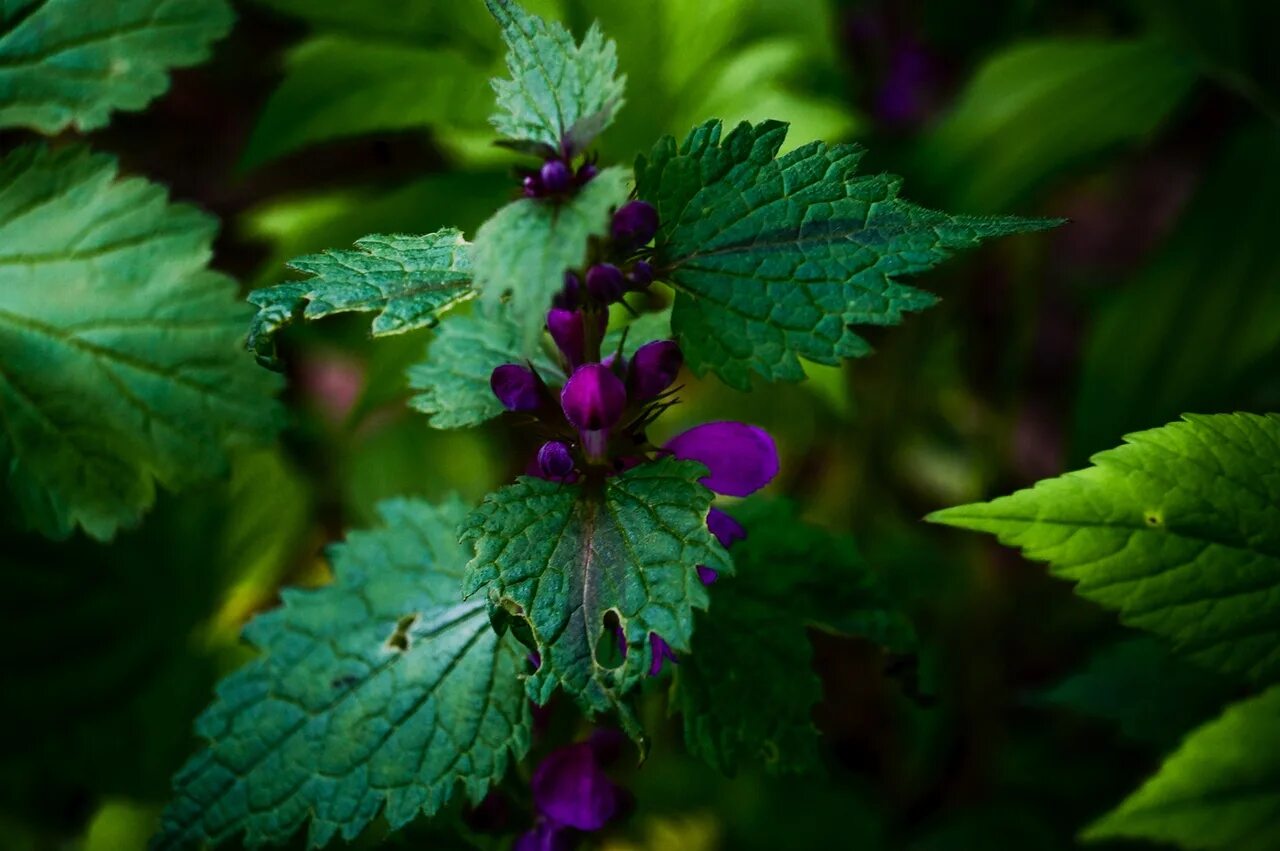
540;159;572;194
522;175;541;197
611;200;659;246
561;364;627;431
537;441;575;479
707;507;746;549
648;634;677;677
490;364;540;412
665;421;780;497
531;743;619;830
696;565;719;585
546;308;585;368
577;162;598;183
586;263;626;304
629;259;654;287
627;340;682;400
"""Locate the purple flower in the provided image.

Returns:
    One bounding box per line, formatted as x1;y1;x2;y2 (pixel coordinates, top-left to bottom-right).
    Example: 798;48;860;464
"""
540;159;573;194
648;633;678;676
611;200;659;247
490;364;541;412
553;272;582;310
627;340;682;400
628;259;654;287
547;308;586;368
585;263;626;304
538;441;575;480
664;421;779;497
577;162;598;184
515;820;571;851
561;364;627;432
531;743;620;830
697;508;746;584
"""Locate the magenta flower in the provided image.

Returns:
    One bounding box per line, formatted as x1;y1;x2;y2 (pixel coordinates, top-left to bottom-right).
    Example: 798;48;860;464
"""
537;441;575;480
546;308;586;368
626;340;682;401
531;743;620;830
490;364;541;412
665;421;780;497
561;364;627;432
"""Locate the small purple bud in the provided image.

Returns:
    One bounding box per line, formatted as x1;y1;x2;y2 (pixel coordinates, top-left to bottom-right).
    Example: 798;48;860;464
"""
537;441;575;479
628;259;654;287
577;162;598;183
561;364;627;431
490;364;540;411
552;271;581;310
627;340;682;400
611;200;659;246
696;565;719;585
522;175;541;197
540;159;572;194
586;263;626;304
546;308;585;368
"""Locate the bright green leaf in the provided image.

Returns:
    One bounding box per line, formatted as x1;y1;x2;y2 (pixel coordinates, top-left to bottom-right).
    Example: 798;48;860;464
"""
484;0;625;153
1084;686;1280;850
407;301;562;429
156;498;531;850
247;229;474;368
461;458;731;729
930;413;1280;685
472;165;630;352
636;119;1056;389
0;144;280;541
0;0;233;133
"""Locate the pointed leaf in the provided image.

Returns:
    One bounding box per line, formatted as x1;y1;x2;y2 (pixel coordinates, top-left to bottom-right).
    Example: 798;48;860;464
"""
472;165;630;352
461;457;731;720
0;144;281;541
930;413;1280;685
484;0;626;153
156;498;531;850
635;119;1059;389
247;230;474;368
1084;686;1280;850
0;0;233;133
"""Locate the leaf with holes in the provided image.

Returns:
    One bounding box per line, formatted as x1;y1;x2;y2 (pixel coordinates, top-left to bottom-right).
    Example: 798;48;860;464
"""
0;144;281;541
635;119;1058;389
0;0;233;133
247;229;474;368
484;0;626;154
461;457;731;733
930;413;1280;685
155;498;531;850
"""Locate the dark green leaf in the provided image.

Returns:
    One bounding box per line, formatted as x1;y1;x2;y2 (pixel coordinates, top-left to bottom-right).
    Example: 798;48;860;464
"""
635;119;1057;389
157;498;531;850
0;145;281;541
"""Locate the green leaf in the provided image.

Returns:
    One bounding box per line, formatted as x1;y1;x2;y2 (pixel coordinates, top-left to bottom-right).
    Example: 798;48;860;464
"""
484;0;626;153
407;301;562;429
461;457;731;726
1084;686;1280;850
0;144;281;541
247;229;474;368
157;498;531;850
0;0;233;133
929;413;1280;685
635;119;1057;390
676;499;915;775
472;165;630;351
914;39;1197;211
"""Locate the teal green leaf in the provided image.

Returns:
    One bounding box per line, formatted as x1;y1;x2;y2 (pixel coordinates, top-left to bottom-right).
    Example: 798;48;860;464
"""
472;165;629;352
1073;127;1280;461
1084;686;1280;850
484;0;625;153
461;458;731;725
156;498;531;850
676;499;914;775
915;39;1197;212
635;119;1058;390
407;301;562;429
930;413;1280;685
0;0;233;133
247;229;474;368
0;144;281;542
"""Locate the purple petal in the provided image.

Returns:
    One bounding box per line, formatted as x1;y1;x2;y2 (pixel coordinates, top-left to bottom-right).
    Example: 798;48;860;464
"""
627;340;682;400
532;743;619;830
546;308;585;368
664;421;779;497
707;507;746;549
515;821;571;851
537;441;575;480
490;364;540;412
611;200;659;246
648;634;677;677
561;364;627;431
585;263;626;303
540;159;573;194
696;565;719;585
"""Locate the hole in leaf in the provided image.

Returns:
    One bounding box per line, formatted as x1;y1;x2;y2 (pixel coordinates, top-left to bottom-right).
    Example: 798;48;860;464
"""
596;610;626;670
1144;510;1164;528
385;613;418;652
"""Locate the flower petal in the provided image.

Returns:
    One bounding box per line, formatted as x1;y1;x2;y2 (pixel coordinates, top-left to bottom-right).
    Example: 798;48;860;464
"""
664;421;779;497
531;743;619;830
706;507;746;548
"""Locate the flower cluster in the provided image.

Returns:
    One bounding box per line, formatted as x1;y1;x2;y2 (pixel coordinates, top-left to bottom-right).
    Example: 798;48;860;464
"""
521;155;599;200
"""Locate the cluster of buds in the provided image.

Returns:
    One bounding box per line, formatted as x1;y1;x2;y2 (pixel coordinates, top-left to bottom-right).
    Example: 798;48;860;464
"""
521;155;599;200
555;200;658;309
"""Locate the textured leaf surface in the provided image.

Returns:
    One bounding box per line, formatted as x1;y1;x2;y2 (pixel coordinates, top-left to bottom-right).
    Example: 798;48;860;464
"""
677;499;914;775
462;458;731;721
157;498;531;850
247;230;473;368
0;0;233;133
1084;686;1280;850
472;165;629;352
930;413;1280;685
485;0;625;153
407;301;561;429
635;120;1056;389
0;145;280;541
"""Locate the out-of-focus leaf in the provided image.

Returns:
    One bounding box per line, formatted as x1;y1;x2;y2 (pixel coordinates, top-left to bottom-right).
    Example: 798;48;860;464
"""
915;39;1197;211
0;145;281;541
931;413;1280;685
0;0;232;133
1073;127;1280;460
157;498;531;850
1084;686;1280;850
